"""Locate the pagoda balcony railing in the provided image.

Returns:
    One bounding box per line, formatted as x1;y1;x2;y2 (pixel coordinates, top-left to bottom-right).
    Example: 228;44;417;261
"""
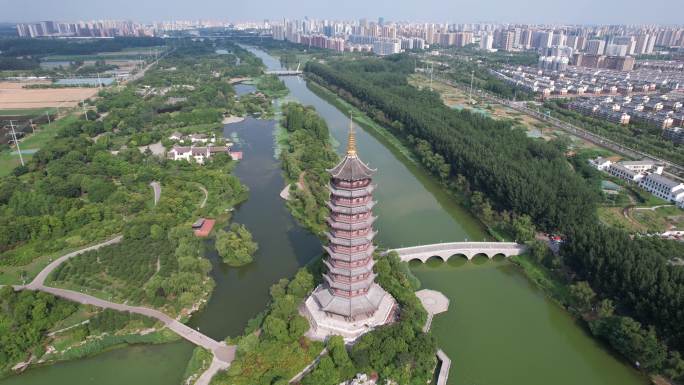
328;201;375;215
331;288;370;298
329;272;372;283
327;257;373;268
329;183;376;198
330;243;372;254
332;196;372;207
330;212;372;223
324;245;376;262
327;230;377;247
327;216;376;231
325;273;376;291
333;179;371;189
331;228;371;239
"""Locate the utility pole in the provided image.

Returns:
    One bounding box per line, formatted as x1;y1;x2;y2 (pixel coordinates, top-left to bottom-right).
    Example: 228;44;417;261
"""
29;119;34;133
46;111;51;125
82;101;89;121
9;120;25;166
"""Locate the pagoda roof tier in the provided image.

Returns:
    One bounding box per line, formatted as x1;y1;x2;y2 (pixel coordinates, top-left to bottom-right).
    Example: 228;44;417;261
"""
324;245;376;262
323;259;374;276
311;283;387;318
328;154;376;181
329;183;376;198
327;201;376;215
323;273;377;292
326;231;377;247
327;216;376;231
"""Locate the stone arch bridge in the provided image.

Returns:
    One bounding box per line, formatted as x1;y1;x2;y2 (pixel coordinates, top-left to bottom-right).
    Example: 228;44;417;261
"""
387;242;526;263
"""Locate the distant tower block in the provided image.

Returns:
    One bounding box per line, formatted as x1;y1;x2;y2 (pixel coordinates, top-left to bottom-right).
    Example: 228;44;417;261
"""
302;113;396;342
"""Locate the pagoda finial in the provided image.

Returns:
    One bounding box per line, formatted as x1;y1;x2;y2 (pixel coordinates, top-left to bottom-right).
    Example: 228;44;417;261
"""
346;111;356;156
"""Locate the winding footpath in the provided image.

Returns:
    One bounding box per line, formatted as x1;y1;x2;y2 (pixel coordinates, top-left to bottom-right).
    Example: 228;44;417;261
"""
150;181;161;206
10;236;235;385
198;184;209;209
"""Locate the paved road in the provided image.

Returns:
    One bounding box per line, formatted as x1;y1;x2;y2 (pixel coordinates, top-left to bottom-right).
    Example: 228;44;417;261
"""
150;181;161;206
195;356;231;385
11;235;236;384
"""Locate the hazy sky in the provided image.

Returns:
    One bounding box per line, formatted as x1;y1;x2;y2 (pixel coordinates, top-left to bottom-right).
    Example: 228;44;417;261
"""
0;0;681;25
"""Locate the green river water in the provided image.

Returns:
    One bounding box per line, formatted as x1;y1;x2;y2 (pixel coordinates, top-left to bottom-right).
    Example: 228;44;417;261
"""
0;47;647;385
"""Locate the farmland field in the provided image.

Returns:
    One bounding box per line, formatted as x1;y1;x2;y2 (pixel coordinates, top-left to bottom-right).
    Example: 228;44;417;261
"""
0;81;98;109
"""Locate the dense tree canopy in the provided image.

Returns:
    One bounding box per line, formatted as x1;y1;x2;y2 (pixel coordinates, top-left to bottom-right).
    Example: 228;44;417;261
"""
215;224;258;267
280;103;338;234
306;57;597;233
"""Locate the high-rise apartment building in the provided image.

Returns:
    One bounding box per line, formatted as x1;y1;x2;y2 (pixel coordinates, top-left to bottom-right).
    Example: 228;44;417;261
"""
586;39;606;55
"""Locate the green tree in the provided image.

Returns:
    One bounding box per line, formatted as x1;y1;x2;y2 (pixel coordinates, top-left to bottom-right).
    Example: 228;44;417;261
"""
215;224;258;267
511;214;535;243
590;316;667;371
569;281;596;313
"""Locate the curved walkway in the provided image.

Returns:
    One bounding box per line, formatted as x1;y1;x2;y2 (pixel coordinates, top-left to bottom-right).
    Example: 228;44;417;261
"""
389;242;526;263
11;236;235;384
150;181;161;206
198;185;209;209
27;236;123;289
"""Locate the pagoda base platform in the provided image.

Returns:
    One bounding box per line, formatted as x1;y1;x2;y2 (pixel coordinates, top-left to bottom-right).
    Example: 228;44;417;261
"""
300;287;396;343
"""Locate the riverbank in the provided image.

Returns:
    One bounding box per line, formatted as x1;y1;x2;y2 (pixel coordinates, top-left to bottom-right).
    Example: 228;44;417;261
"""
303;73;651;385
302;78;489;244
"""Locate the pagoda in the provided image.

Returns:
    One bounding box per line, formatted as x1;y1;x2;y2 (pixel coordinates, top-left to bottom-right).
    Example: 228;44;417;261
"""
302;113;395;341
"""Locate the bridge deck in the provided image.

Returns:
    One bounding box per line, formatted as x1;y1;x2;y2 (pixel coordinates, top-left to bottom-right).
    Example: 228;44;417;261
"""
388;242;526;262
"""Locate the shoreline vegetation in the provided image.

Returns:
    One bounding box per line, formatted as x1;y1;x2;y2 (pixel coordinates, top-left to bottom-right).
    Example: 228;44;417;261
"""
302;55;684;383
279;102;338;235
0;39;274;378
215;223;258;267
271;97;438;383
0;288;178;379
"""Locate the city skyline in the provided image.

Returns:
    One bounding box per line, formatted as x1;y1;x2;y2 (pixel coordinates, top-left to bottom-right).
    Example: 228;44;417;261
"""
0;0;682;25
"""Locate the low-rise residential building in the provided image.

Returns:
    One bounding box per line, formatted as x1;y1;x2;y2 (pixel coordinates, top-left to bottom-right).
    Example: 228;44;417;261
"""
588;157;612;171
189;133;215;144
638;173;684;202
663;126;684;144
168;145;238;164
619;160;663;174
608;163;645;182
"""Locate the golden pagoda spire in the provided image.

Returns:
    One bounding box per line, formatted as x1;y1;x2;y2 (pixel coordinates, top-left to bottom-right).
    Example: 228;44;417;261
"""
346;111;356;156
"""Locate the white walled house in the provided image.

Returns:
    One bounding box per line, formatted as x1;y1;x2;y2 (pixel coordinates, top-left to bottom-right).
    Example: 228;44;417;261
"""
619;160;663;175
189;134;215;144
588;157;612;171
168;145;231;165
638;174;684;203
608;163;645;183
169;131;183;141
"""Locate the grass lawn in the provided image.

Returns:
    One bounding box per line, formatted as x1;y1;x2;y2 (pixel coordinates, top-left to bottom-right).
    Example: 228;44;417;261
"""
598;207;643;232
632;206;684;232
0;114;79;176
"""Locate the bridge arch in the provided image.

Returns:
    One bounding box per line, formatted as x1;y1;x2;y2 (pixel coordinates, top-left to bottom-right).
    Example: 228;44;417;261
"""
492;253;507;261
470;253;490;264
446;254;468;266
407;257;424;265
425;255;446;264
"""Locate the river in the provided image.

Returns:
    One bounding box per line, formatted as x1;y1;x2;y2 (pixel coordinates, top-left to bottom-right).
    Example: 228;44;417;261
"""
1;47;648;385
